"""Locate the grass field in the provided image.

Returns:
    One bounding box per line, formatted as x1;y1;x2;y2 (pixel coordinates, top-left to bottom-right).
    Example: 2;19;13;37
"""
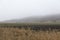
0;23;60;40
0;28;60;40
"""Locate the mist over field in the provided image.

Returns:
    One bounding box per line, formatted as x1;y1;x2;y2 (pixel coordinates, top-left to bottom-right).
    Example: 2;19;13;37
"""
0;0;60;21
0;0;60;40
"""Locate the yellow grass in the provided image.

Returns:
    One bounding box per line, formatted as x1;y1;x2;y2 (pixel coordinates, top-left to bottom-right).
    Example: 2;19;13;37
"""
0;28;60;40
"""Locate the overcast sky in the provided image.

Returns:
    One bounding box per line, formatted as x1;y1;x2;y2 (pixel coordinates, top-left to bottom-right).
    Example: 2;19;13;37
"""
0;0;60;21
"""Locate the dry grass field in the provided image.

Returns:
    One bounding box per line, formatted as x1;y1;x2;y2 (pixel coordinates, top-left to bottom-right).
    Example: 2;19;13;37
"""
0;28;60;40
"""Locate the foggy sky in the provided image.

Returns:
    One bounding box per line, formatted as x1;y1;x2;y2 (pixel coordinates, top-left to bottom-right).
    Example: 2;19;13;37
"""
0;0;60;21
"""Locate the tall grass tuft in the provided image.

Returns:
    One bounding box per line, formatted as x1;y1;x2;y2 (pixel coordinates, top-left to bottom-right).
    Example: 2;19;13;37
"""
0;28;60;40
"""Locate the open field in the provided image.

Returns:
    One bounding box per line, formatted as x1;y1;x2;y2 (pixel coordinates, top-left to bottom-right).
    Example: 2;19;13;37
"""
0;28;60;40
0;23;60;31
0;23;60;40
